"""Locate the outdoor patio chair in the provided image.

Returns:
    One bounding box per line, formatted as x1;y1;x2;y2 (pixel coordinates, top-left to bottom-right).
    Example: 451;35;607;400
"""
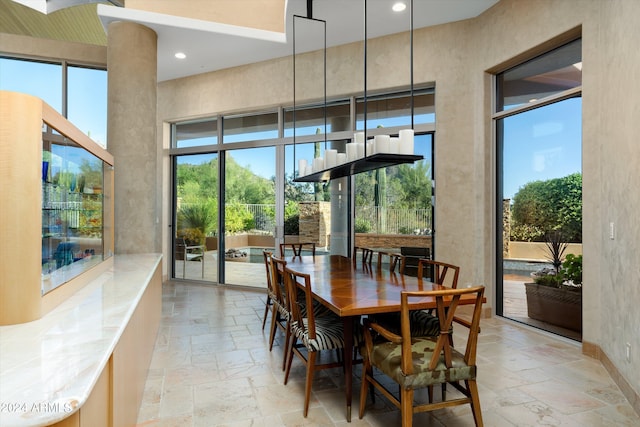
377;251;406;274
353;246;375;268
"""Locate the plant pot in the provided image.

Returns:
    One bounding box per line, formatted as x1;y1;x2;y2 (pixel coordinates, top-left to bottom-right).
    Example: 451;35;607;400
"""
524;282;582;332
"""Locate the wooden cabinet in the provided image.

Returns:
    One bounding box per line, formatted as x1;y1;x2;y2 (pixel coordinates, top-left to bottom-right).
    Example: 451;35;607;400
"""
0;91;114;325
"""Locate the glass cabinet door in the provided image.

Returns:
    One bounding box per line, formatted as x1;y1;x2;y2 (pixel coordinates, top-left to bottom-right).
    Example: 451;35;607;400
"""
41;125;107;294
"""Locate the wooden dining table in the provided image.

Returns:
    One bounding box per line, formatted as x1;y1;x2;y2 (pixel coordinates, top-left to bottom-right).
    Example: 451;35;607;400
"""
284;254;482;422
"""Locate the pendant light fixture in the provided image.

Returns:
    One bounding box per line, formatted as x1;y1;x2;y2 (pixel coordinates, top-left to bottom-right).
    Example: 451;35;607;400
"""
293;0;423;183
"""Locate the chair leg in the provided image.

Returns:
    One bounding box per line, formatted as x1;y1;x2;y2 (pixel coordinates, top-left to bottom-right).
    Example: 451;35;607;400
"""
428;385;433;403
261;295;271;330
268;305;279;351
467;379;484;427
283;331;296;385
303;351;316;417
282;320;291;371
359;361;370;419
400;388;414;427
441;383;447;401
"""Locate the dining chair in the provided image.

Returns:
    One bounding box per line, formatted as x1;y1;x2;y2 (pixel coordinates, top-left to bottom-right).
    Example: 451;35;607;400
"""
353;246;374;268
261;250;275;330
269;255;332;371
283;266;360;417
417;259;460;287
268;255;294;370
376;251;406;274
371;259;462;401
359;286;486;427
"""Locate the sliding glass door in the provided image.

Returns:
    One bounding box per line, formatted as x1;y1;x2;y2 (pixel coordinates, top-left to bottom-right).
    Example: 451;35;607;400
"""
223;147;276;287
173;153;219;282
496;39;582;340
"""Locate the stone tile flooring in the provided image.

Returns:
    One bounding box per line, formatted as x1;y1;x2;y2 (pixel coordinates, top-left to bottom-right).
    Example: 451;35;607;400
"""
135;282;639;426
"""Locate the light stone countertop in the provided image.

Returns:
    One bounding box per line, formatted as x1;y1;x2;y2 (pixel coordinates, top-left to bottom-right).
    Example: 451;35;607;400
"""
0;253;162;427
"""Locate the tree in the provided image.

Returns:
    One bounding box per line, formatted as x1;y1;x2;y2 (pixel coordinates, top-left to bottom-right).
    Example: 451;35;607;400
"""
511;172;582;242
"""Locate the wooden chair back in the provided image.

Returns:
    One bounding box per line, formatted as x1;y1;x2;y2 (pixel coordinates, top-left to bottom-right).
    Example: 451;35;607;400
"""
417;259;460;288
399;286;484;373
376;251;406;274
269;255;288;309
353;246;374;268
283;267;316;340
262;250;274;294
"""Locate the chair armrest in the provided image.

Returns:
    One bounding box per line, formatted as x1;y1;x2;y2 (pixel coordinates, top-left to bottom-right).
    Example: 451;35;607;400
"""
364;318;403;344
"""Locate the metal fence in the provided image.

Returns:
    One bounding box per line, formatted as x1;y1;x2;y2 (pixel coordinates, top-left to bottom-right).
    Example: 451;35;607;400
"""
355;206;432;235
242;203;432;235
244;204;275;232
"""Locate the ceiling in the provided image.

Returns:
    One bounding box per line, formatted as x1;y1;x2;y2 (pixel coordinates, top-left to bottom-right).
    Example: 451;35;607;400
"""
1;0;499;82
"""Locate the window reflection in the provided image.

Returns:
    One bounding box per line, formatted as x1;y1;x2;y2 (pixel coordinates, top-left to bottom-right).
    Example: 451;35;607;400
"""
497;39;582;111
42;128;105;295
223;112;278;143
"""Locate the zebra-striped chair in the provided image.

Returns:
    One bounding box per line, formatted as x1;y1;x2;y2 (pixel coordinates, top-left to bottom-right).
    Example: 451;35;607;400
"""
283;266;361;417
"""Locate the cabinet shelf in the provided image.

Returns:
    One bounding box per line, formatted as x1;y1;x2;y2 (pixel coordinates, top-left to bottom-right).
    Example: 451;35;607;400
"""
293;153;424;182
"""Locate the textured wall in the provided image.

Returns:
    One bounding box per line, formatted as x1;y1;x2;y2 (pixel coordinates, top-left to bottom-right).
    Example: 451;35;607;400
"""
107;21;159;254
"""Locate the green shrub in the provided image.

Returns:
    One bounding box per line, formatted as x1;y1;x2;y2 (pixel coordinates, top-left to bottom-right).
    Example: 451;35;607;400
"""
398;226;412;235
284;213;299;235
355;218;372;233
561;253;582;285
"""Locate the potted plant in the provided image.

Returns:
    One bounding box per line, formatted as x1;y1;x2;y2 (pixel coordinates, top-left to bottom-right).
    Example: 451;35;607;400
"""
525;231;582;332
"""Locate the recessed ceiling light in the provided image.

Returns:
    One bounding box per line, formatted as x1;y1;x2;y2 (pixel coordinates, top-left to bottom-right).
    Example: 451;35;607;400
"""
175;52;186;59
392;2;406;12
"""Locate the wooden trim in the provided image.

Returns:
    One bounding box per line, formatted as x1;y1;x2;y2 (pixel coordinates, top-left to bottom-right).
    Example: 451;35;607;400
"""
0;91;43;324
486;26;582;74
582;340;640;417
41;101;114;166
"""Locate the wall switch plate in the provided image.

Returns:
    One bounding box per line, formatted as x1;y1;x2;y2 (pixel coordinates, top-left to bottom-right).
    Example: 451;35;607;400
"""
610;222;615;240
626;343;631;362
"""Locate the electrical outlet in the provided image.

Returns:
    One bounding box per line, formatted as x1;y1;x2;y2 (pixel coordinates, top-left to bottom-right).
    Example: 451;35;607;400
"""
626;343;631;362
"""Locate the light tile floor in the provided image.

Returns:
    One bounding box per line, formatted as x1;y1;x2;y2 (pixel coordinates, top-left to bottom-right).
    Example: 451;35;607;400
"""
136;282;639;426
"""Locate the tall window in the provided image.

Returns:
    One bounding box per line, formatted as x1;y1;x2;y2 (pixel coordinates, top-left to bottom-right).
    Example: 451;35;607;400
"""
170;87;436;286
495;39;582;340
0;56;108;147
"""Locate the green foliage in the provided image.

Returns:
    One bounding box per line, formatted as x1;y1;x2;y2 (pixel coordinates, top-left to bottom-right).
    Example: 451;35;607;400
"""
510;223;545;242
355;217;372;233
224;156;275;204
284;202;300;235
533;273;564;288
543;230;569;272
225;201;255;233
532;252;582;289
398;226;413;235
511;173;582;242
177;227;206;246
177;200;217;243
561;253;582;285
355;160;432;210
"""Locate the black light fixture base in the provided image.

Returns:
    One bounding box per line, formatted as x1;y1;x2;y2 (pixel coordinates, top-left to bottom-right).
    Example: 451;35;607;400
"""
293;153;424;182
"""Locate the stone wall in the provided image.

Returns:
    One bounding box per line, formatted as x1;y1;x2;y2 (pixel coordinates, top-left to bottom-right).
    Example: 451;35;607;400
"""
299;201;331;247
355;234;432;250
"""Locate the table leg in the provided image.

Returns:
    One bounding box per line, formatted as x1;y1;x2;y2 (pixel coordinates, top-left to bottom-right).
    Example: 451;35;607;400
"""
343;316;353;422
